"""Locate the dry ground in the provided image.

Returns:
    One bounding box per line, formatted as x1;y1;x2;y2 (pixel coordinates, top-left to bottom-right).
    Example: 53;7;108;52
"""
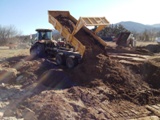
136;41;158;46
0;43;160;120
106;41;158;47
0;48;29;59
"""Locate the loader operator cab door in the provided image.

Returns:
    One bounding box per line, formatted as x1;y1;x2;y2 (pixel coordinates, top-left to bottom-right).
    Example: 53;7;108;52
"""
36;29;52;41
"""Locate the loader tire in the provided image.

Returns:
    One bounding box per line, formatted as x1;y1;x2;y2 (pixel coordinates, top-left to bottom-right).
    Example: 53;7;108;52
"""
66;56;78;68
55;53;65;65
30;43;45;58
30;47;37;57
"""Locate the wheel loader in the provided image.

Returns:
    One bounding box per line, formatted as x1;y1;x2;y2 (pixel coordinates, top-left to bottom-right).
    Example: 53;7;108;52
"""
30;28;79;68
30;11;110;68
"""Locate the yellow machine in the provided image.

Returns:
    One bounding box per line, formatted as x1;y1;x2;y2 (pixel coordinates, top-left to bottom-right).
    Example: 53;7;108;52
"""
48;11;110;57
30;11;110;68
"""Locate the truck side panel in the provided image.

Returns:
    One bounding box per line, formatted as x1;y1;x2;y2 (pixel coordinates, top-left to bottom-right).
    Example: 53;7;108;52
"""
49;11;86;57
48;10;109;56
65;12;108;48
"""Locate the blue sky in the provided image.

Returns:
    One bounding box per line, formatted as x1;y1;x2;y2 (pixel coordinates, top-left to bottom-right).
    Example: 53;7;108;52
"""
1;0;159;35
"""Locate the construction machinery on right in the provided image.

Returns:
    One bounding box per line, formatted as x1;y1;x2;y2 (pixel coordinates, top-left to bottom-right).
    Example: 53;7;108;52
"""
114;32;136;47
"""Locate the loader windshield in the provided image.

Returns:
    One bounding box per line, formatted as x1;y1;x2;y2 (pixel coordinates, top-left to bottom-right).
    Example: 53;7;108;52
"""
37;31;52;40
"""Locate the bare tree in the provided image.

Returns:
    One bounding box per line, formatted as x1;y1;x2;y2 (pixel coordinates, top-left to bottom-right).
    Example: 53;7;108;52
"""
148;29;157;41
156;31;160;37
0;25;22;45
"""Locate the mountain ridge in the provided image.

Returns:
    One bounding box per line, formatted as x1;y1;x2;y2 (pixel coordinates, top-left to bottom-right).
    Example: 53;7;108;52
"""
115;21;160;33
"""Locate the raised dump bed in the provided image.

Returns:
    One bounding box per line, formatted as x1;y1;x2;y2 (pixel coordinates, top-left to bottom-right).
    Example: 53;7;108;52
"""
48;10;110;57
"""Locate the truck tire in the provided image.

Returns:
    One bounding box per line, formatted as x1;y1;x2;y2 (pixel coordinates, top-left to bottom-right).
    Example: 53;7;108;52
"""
66;56;78;68
55;53;65;65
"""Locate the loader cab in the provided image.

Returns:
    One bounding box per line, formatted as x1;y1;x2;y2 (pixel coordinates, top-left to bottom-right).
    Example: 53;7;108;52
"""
36;29;52;41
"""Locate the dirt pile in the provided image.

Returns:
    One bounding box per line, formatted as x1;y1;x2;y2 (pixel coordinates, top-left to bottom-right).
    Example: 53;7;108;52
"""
68;54;160;105
55;15;160;105
23;86;152;120
0;48;160;119
0;56;41;86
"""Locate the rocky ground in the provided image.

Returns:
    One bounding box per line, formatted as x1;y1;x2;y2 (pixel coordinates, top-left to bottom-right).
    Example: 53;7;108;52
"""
0;44;160;120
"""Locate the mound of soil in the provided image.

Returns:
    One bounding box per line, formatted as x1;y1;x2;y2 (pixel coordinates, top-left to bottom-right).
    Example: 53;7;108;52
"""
55;15;160;106
146;44;160;53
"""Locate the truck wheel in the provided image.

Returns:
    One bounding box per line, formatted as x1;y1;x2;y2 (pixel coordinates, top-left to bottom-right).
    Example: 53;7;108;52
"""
66;56;77;68
56;53;65;65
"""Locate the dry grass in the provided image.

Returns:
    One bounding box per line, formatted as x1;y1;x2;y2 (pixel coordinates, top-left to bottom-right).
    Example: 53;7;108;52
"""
136;41;157;46
0;48;29;59
106;41;159;47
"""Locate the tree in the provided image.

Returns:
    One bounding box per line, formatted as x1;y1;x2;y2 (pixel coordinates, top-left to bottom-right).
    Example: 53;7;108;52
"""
156;31;160;37
98;24;129;38
0;25;22;45
142;30;149;41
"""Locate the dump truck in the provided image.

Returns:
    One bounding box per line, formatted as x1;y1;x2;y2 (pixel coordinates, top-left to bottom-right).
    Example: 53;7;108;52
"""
30;11;110;68
114;32;136;47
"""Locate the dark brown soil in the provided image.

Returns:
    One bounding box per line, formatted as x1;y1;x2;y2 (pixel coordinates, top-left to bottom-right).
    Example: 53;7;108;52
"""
1;48;160;119
55;15;160;106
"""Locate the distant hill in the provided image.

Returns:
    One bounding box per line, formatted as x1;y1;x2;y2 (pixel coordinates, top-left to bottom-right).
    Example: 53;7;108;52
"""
152;24;160;28
115;21;160;33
